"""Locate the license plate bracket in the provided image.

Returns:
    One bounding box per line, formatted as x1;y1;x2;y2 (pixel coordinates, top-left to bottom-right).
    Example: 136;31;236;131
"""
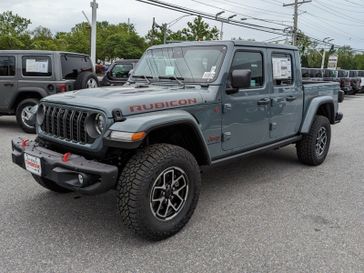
24;153;42;176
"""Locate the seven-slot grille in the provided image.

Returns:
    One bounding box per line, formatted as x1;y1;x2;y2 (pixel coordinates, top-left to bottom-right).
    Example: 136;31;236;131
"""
40;104;92;144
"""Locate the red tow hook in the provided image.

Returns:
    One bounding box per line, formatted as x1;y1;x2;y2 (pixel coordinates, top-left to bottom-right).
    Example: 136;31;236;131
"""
63;152;72;162
21;138;29;148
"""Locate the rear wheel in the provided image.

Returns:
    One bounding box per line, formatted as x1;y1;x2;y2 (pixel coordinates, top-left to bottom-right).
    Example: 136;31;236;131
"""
16;98;39;133
117;144;201;241
296;115;331;166
32;174;72;193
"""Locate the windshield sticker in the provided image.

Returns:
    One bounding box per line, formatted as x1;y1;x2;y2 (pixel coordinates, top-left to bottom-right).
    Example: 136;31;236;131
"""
272;57;292;80
165;66;175;76
250;80;256;87
26;59;49;73
202;71;215;79
210;66;217;73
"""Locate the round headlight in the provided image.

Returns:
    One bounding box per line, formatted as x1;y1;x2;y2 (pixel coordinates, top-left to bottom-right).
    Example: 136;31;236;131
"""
95;114;106;134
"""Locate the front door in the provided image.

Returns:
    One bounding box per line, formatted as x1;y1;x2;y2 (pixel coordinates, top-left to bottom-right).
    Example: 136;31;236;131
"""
222;49;271;151
268;50;303;140
0;55;17;111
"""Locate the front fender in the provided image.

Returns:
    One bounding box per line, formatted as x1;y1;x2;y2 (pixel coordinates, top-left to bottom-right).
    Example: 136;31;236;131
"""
300;96;335;134
106;110;211;164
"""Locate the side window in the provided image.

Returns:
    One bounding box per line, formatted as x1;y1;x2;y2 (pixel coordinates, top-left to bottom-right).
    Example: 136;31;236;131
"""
231;51;264;88
61;55;93;80
0;56;15;76
272;53;293;86
22;56;52;76
111;64;133;79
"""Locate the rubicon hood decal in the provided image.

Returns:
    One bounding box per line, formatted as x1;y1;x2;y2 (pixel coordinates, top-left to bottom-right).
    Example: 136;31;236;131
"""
42;86;204;117
130;98;198;113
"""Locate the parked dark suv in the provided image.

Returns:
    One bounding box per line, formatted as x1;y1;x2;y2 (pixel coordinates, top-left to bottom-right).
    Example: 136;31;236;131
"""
0;50;99;133
100;59;138;86
349;70;361;94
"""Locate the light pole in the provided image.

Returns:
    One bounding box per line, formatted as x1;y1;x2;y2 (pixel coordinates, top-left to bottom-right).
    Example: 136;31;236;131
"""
320;37;334;69
215;11;225;40
90;0;98;66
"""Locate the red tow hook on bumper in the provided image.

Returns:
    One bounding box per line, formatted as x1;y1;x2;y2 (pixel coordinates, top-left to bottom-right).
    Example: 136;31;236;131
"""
21;138;29;148
62;152;72;162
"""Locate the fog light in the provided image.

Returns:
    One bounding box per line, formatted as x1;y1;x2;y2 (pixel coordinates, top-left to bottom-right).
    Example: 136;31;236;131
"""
78;174;84;185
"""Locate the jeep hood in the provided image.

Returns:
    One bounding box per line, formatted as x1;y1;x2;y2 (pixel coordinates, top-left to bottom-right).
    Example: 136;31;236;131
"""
42;86;204;117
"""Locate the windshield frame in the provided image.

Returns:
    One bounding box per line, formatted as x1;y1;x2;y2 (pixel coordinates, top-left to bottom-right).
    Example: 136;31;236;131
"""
132;45;227;85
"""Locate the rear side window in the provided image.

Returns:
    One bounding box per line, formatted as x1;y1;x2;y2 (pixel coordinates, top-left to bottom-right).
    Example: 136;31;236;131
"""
61;55;93;80
272;53;293;86
110;63;133;79
0;56;15;76
231;51;264;88
22;56;52;76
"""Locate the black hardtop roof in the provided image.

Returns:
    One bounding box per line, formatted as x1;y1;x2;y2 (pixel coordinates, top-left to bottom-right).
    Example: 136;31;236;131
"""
149;40;298;51
0;50;90;56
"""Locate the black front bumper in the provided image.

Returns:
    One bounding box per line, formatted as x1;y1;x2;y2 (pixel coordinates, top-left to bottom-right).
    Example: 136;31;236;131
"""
12;138;118;195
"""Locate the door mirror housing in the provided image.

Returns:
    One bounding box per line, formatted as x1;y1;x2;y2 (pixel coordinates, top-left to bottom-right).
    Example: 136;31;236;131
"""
231;69;251;89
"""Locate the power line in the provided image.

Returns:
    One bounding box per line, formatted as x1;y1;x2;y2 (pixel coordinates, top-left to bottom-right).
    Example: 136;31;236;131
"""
283;0;312;46
136;0;287;36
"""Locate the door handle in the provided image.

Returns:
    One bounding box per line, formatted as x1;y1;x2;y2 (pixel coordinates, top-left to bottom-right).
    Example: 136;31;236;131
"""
286;95;296;102
257;98;271;106
4;83;14;87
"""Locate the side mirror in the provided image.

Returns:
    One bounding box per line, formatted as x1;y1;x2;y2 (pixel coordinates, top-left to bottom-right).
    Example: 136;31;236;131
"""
231;69;251;89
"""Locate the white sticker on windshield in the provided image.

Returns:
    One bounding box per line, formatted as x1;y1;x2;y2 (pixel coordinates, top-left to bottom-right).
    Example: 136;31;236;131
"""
26;59;49;73
202;72;215;79
210;66;216;73
165;66;175;76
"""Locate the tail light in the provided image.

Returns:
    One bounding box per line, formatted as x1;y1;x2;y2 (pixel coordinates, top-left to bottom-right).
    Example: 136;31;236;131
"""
56;83;68;93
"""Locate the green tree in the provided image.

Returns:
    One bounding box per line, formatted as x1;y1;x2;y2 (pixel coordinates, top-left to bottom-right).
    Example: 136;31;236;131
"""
181;16;219;41
337;46;354;69
146;16;219;45
0;11;31;49
31;26;59;50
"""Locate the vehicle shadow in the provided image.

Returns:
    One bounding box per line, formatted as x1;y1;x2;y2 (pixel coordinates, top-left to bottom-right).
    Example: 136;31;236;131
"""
15;146;302;246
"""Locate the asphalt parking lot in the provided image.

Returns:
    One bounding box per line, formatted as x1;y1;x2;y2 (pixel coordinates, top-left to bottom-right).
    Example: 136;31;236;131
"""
0;96;363;273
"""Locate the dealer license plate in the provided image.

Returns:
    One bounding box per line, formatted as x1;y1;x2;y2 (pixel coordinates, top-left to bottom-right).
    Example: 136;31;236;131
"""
24;153;42;176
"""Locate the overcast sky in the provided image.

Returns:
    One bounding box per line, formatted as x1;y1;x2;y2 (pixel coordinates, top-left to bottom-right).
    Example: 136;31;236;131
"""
1;0;364;49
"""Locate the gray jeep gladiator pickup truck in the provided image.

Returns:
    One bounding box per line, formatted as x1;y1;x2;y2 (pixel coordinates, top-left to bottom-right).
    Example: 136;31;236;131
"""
0;50;98;133
12;41;343;240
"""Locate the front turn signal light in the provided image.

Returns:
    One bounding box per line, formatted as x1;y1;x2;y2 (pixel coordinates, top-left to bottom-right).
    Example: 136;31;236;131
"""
110;131;146;142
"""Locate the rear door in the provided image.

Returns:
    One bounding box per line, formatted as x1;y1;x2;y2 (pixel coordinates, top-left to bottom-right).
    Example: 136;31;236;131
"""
0;55;17;111
222;48;271;151
268;50;303;140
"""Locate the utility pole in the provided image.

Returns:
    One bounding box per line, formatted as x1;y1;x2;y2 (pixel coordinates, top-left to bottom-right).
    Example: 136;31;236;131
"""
90;0;98;66
283;0;311;46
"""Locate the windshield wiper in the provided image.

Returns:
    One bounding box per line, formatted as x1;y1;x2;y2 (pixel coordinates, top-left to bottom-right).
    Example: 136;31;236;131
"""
159;76;185;86
133;75;153;84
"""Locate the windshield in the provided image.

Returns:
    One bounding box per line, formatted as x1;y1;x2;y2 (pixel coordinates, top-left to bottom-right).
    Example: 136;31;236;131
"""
338;70;348;77
323;69;335;77
133;45;227;83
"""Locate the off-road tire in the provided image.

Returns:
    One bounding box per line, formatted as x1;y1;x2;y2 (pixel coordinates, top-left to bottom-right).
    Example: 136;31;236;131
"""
296;115;331;166
117;144;201;241
74;71;99;90
16;98;39;134
32;174;72;193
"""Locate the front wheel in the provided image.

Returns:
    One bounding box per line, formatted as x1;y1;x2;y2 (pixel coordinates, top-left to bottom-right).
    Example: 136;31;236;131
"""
296;115;331;166
117;144;201;241
16;98;39;133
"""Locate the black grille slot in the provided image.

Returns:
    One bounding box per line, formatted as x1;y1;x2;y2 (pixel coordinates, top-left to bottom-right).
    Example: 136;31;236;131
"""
41;104;94;144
